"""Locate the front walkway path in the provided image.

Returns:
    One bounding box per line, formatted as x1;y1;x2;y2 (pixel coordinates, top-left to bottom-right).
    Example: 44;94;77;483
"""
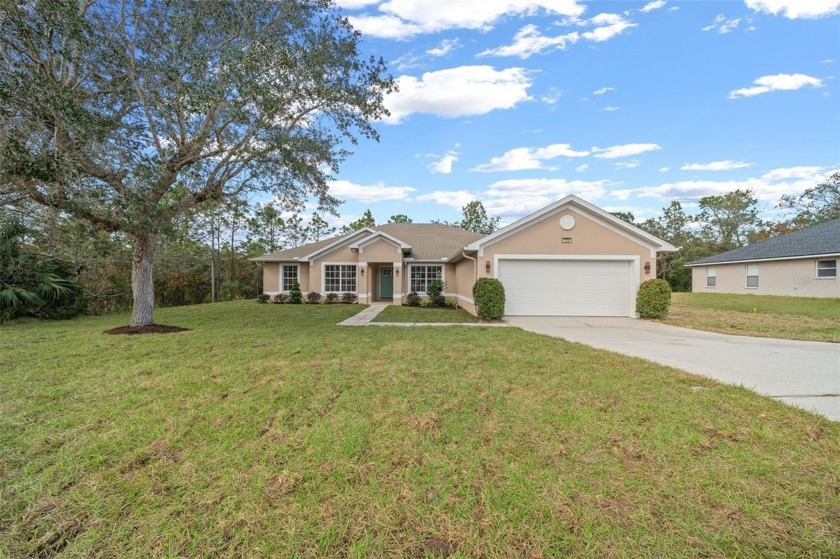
338;303;509;327
337;302;390;326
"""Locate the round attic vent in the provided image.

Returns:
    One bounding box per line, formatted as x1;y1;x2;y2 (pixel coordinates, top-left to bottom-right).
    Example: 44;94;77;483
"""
559;215;576;230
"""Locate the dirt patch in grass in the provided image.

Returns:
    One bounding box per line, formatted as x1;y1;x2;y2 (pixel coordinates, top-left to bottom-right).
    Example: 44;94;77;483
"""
104;324;191;335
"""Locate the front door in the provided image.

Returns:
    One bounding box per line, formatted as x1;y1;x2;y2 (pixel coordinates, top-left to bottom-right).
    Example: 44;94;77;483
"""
379;267;393;300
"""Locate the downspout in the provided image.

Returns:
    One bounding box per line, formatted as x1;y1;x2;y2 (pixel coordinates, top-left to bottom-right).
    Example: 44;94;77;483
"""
461;251;477;287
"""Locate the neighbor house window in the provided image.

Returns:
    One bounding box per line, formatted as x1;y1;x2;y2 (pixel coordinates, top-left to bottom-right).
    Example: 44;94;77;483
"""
706;267;716;287
410;265;443;292
282;265;298;291
324;264;356;292
817;259;837;278
746;264;759;288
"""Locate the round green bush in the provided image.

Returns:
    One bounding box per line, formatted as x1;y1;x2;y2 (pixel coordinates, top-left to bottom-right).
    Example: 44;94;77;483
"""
636;278;671;318
473;278;505;320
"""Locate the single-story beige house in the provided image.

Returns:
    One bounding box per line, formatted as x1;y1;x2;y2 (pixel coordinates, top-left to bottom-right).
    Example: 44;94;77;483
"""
686;218;840;297
252;195;677;317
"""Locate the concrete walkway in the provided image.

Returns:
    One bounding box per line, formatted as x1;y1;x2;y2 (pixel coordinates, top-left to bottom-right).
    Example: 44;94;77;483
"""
505;316;840;422
337;302;390;326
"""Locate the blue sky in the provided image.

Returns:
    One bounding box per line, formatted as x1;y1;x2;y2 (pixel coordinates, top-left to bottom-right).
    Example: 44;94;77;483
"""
309;0;840;229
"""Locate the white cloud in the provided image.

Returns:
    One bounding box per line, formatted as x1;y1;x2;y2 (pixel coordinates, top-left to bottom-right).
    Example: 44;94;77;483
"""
593;86;614;95
426;38;461;57
335;0;379;8
761;166;824;180
472;143;590;172
702;14;742;33
383;66;532;124
582;13;637;41
483;178;612;217
479;25;579;58
575;163;589;172
621;166;837;205
481;13;635;59
541;87;563;105
745;0;840;19
728;73;824;98
346;0;586;39
416;190;477;209
591;143;662;159
640;1;667;13
613;160;640;169
682;160;752;171
602;105;620;112
429;151;459;174
660;166;670;172
391;52;424;71
328;179;415;203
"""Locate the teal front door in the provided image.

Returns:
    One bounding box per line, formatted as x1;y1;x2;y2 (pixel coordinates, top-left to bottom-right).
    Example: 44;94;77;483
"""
379;267;393;300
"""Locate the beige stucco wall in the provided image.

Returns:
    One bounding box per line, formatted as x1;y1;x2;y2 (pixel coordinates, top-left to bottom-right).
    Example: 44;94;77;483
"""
359;239;402;263
692;258;840;297
262;263;279;293
478;210;657;285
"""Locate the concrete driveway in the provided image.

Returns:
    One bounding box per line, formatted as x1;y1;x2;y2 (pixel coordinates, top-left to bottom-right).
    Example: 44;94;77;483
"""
505;316;840;422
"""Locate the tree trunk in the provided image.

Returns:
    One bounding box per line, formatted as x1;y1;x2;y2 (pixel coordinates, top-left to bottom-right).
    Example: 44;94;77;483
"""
130;234;156;327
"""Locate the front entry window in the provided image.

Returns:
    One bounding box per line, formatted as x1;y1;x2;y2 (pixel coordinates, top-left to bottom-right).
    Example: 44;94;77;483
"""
324;265;357;292
410;265;442;292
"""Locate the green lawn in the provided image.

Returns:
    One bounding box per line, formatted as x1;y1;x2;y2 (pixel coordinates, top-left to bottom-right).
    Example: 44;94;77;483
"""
1;302;838;558
661;293;840;343
372;304;478;323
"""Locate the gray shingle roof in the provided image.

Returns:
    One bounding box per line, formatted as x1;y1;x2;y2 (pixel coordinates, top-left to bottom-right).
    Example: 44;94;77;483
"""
686;218;840;266
251;223;484;262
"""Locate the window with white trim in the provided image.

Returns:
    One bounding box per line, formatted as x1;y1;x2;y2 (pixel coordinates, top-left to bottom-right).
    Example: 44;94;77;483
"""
746;264;759;288
282;265;298;291
410;265;443;293
324;265;356;292
706;267;716;287
817;259;837;278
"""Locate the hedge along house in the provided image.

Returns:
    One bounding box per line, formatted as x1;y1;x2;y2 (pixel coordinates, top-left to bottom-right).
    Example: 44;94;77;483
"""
686;218;840;298
251;195;677;317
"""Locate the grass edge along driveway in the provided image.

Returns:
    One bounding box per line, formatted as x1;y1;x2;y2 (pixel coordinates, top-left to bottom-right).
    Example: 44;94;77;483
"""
1;301;838;558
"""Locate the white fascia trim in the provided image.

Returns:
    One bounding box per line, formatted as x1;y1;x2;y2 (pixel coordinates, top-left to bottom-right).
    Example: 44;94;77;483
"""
320;261;359;293
685;252;840;267
349;231;411;252
303;228;376;262
494;254;640;319
465;194;676;255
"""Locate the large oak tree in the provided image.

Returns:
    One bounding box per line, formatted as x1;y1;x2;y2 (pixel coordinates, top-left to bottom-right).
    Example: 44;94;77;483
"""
0;0;394;326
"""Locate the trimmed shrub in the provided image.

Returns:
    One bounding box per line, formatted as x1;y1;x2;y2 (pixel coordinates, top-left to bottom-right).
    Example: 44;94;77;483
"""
341;292;358;304
445;297;458;309
636;279;671;318
324;293;340;304
419;298;431;308
306;291;322;304
273;293;288;304
257;293;270;304
404;291;421;307
288;281;303;304
427;280;446;307
473;278;505;320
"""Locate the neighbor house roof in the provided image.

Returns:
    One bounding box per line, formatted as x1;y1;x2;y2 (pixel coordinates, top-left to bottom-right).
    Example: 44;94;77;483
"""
686;218;840;266
250;223;484;262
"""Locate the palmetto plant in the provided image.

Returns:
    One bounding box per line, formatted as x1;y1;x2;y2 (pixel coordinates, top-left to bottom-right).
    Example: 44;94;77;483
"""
0;219;81;322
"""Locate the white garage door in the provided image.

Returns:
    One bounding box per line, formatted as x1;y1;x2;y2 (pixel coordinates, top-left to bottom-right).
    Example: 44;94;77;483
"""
498;259;634;316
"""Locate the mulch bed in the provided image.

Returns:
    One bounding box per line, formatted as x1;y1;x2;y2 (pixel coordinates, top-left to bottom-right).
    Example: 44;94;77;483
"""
104;324;191;335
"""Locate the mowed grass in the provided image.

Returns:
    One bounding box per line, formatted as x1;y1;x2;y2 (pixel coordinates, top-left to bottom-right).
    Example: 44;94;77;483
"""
1;302;838;558
661;293;840;343
372;305;478;323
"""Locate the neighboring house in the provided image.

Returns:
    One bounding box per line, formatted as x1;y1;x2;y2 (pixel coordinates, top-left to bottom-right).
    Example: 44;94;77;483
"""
686;218;840;298
251;195;676;317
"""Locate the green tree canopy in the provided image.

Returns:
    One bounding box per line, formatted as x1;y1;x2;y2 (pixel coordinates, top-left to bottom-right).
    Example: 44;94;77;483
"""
340;209;376;234
0;0;394;326
387;214;413;223
459;201;500;235
780;171;840;227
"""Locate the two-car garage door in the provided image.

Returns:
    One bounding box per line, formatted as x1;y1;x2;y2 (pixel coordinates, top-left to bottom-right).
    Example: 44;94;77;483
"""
498;259;634;317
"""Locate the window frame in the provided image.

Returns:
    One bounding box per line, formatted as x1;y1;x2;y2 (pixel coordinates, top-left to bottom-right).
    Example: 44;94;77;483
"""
705;267;716;288
281;264;299;292
816;259;837;278
409;264;444;294
322;263;357;293
745;263;759;288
